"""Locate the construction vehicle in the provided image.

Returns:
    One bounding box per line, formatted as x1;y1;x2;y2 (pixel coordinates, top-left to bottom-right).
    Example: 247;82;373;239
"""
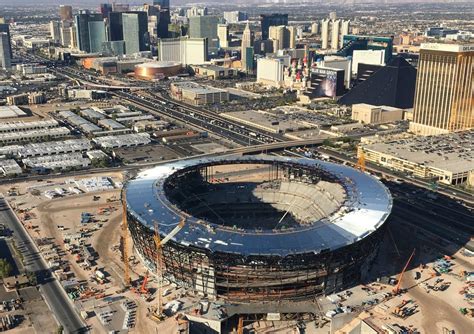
393;249;416;295
151;217;186;321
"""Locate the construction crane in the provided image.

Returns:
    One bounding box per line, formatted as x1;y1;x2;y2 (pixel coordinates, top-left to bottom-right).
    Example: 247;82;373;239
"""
393;249;416;295
153;217;186;319
237;316;244;334
121;192;131;287
356;147;366;172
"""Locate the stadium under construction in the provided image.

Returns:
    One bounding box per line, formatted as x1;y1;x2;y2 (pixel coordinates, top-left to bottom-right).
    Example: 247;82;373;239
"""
124;155;392;302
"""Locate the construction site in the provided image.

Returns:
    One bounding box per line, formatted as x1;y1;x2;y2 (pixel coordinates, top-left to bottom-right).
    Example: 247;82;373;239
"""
124;156;392;304
1;154;473;334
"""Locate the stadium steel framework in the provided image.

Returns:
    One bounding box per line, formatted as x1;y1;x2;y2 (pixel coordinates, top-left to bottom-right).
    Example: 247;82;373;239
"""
125;155;392;302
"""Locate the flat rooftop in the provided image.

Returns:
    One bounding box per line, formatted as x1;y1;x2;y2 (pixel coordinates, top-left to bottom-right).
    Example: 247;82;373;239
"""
363;130;474;174
0;106;27;119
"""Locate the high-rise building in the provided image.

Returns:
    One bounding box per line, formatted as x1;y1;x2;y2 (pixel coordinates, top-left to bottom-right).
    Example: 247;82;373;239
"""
0;32;11;70
0;23;12;59
223;11;248;24
311;22;319;35
122;12;149;54
59;20;73;47
260;14;288;41
108;12;124;41
410;43;474;136
153;0;170;9
331;20;340;50
112;3;130;12
59;5;73;21
241;22;253;72
269;25;291;51
189;15;219;52
88;20;107;53
321;19;329;50
157;37;207;65
329;11;337;21
242;47;254;74
75;13;103;52
288;26;297;49
341;20;350;46
187;7;208;17
217;24;229;48
50;21;61;44
99;3;112;19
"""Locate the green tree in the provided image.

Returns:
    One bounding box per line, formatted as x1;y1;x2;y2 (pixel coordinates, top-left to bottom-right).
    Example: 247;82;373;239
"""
0;258;13;278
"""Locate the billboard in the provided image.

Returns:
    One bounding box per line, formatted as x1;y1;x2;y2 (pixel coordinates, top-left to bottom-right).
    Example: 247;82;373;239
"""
308;67;345;98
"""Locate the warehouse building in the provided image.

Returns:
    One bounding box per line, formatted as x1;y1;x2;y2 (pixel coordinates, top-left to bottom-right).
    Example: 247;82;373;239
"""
93;133;151;148
0;159;22;176
170;82;228;105
22;152;91;170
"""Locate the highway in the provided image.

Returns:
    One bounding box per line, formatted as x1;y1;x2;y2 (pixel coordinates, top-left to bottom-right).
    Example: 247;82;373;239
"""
49;66;285;146
0;196;87;333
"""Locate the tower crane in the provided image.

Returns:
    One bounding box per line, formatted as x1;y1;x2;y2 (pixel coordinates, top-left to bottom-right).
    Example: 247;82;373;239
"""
356;146;366;172
121;192;131;287
153;217;186;319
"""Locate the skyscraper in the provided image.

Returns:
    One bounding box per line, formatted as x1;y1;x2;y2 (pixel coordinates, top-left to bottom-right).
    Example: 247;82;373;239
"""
224;11;248;24
288;26;296;49
260;14;288;41
88;20;107;53
108;12;124;41
410;43;474;136
241;22;253;72
153;0;170;9
99;3;112;19
189;15;219;52
122;12;148;54
75;13;103;52
341;20;350;46
50;21;61;44
0;32;11;69
321;19;329;50
311;22;319;35
269;25;290;51
331;20;340;50
217;24;229;48
0;23;12;59
59;5;73;21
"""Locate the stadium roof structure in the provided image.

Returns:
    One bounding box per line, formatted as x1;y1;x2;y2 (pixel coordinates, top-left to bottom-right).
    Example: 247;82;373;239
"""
338;56;417;109
125;155;392;257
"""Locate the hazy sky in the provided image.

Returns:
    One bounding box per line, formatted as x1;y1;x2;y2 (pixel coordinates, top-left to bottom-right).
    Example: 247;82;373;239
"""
2;0;473;6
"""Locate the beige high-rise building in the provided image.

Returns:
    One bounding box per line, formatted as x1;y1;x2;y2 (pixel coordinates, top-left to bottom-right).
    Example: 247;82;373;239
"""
59;5;73;21
269;25;289;51
341;20;350;46
410;43;474;136
288;26;296;49
321;19;329;50
217;24;229;48
311;22;319;35
241;22;253;71
331;20;340;50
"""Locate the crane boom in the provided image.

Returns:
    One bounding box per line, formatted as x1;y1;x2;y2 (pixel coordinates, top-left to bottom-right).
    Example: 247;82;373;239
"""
393;248;416;294
157;220;186;247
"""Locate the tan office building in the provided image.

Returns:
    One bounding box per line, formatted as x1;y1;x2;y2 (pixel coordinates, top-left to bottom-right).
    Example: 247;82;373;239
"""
410;43;474;136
